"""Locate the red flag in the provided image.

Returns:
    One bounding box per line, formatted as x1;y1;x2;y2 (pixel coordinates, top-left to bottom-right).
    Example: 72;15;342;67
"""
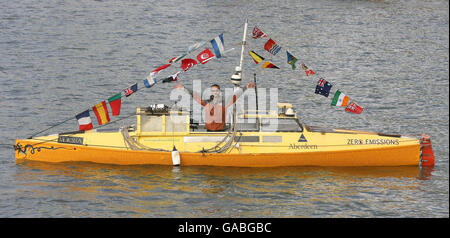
264;38;282;55
180;58;198;71
197;48;215;64
153;63;171;73
92;101;111;125
107;93;121;116
345;102;364;114
301;63;315;76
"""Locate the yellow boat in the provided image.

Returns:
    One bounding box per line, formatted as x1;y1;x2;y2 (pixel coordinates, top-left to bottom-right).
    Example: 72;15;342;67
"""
13;20;435;168
14;102;435;167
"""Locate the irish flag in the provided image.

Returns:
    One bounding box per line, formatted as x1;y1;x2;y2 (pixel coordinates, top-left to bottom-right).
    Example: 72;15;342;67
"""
92;101;111;125
331;90;349;107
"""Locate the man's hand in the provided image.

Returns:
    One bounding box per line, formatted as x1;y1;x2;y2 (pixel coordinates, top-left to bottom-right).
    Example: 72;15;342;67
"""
173;83;184;90
246;82;256;89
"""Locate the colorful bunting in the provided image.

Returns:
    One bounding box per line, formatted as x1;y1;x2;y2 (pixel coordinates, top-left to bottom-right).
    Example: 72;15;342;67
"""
180;58;198;71
315;78;332;97
249;51;264;64
211;33;225;58
75;110;93;131
345;102;364;114
286;51;298;70
92;101;111;125
331;90;349;107
252;26;267;39
124;83;138;97
262;61;279;69
250;24;363;113
197;48;215;64
264;38;282;55
108;93;122;116
301;63;315;76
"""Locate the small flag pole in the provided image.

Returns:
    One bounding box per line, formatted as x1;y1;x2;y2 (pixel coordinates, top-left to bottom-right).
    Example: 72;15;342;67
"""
254;73;259;112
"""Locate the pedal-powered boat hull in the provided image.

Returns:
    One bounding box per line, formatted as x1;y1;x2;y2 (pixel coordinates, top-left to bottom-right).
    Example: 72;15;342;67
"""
14;138;421;167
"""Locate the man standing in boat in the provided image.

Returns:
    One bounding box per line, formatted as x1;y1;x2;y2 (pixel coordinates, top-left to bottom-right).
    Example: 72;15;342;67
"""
174;82;255;131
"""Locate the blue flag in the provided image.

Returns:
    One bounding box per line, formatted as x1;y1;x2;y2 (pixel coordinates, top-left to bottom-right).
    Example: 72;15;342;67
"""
210;34;224;58
315;78;332;97
124;83;138;97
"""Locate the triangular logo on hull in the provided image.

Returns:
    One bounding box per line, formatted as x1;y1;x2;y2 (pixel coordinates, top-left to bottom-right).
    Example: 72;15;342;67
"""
298;133;307;142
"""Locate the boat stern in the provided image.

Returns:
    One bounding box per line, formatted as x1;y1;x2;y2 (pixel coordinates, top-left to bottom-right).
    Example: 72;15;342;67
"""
420;133;435;167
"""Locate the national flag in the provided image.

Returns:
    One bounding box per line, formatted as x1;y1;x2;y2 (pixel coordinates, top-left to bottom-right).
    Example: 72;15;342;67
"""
210;33;225;58
286;51;298;70
315;78;332;97
162;71;181;83
197;48;215;64
345;102;364;114
188;42;206;53
124;83;138;97
249;50;264;64
107;93;122;116
264;38;282;55
145;63;170;85
169;53;187;63
301;63;315;76
180;58;198;71
143;72;157;88
262;61;280;69
331;90;350;107
92;101;111;125
75;110;93;131
153;63;172;73
252;26;268;39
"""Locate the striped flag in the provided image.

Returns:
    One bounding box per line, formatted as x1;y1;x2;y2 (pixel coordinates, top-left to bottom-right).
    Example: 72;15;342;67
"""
92;101;111;125
264;38;282;55
331;90;350;107
143;73;157;88
210;34;225;58
249;50;264;64
252;26;267;39
262;61;280;69
75;110;93;131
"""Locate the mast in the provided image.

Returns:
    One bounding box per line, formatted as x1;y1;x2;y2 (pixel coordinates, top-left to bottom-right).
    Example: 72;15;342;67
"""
231;18;248;87
239;18;248;76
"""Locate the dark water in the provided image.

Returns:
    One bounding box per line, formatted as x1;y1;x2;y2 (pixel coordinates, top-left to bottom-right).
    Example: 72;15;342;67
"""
0;0;448;217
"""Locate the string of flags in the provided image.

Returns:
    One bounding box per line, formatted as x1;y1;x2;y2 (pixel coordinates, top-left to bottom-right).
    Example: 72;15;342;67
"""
74;33;227;131
249;25;363;114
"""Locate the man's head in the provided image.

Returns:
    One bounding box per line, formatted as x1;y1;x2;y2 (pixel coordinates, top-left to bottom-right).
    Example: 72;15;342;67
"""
210;84;221;99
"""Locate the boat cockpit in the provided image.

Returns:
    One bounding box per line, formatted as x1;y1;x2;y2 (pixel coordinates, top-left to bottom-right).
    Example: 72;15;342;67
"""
135;103;304;136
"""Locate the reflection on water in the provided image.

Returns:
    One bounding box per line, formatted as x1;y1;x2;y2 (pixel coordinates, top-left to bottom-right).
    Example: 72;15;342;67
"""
11;161;435;217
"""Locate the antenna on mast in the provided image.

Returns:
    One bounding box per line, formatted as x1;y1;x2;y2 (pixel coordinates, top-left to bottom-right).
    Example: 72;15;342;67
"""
230;18;248;87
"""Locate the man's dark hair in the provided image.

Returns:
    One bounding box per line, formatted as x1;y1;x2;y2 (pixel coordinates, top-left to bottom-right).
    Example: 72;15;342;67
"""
211;84;220;90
